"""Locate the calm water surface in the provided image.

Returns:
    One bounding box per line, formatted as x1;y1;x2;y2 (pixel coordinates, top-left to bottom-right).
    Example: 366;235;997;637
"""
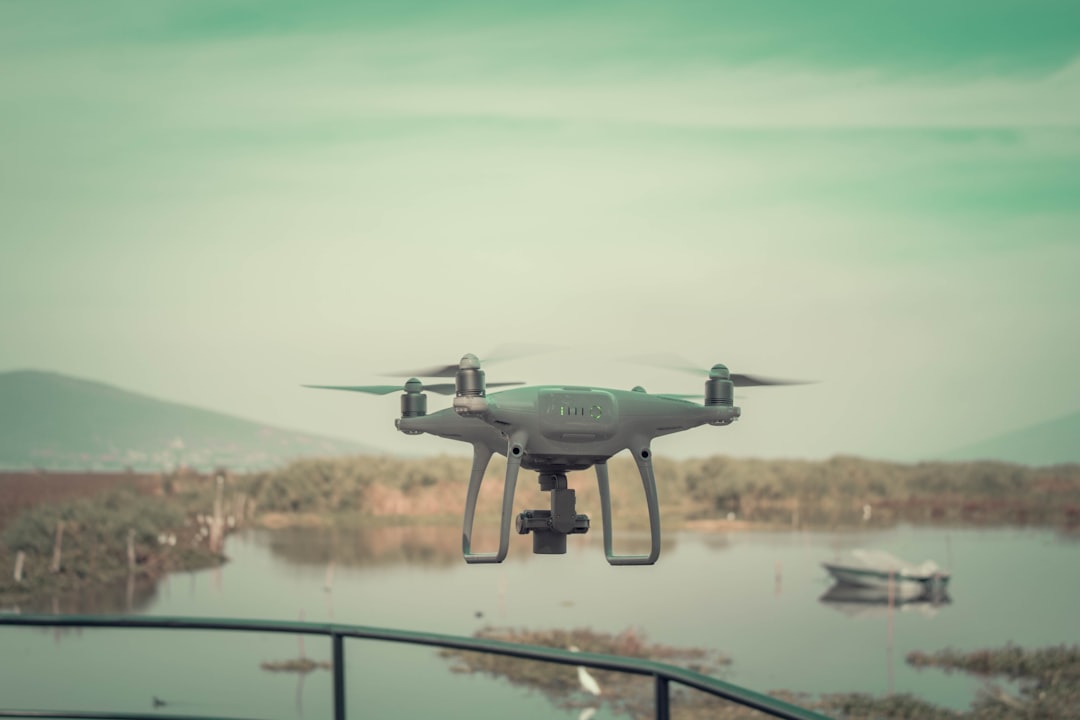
2;524;1078;719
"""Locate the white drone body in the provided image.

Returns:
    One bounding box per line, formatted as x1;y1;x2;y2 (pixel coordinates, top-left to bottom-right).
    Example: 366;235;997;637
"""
308;353;804;566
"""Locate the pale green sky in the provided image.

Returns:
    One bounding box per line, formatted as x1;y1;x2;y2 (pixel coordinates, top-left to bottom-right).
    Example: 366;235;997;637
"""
2;1;1078;461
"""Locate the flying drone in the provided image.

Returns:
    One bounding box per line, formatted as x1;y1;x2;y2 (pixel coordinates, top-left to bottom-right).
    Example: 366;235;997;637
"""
305;353;806;566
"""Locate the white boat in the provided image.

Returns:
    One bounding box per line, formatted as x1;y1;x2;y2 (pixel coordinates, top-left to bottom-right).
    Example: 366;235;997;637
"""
822;549;949;597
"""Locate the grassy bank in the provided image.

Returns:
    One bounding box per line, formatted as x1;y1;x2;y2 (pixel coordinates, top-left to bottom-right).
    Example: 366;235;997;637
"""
0;485;227;605
236;454;1080;530
442;628;1080;719
3;452;1078;603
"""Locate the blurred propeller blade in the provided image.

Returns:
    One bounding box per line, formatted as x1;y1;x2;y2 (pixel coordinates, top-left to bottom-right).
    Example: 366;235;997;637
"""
303;384;403;395
423;381;527;395
384;363;459;379
487;381;527;390
482;343;560;365
623;353;708;376
304;380;528;396
625;354;813;387
655;393;747;401
730;374;812;387
385;344;559;377
421;384;457;395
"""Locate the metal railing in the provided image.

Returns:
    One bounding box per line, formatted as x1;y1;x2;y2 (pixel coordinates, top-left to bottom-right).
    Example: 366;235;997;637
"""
0;615;829;720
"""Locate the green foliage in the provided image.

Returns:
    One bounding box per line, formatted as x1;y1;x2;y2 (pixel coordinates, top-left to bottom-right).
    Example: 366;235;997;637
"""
640;454;1080;524
246;457;377;513
235;453;1080;527
245;454;477;514
0;486;214;602
3;486;184;554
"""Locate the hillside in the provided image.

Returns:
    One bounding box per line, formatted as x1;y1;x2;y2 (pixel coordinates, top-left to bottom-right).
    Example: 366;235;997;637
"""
0;370;375;471
942;410;1080;466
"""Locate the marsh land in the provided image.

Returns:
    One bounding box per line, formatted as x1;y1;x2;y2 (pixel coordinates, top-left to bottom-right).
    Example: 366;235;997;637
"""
2;454;1079;718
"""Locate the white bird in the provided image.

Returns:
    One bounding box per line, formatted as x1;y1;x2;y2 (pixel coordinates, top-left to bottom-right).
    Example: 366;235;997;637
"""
568;645;601;696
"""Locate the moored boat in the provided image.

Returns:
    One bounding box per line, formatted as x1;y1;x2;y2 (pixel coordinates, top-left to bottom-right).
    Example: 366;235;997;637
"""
822;549;949;597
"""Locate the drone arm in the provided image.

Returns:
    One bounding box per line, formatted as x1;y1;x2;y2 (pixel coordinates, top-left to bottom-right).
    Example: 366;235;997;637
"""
463;435;524;564
595;446;662;566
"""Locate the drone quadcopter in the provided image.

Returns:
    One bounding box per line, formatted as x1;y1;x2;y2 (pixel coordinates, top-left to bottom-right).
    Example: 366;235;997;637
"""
306;354;805;566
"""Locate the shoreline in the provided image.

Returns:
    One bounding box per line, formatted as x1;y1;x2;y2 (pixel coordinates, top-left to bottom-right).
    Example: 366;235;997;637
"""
3;456;1080;606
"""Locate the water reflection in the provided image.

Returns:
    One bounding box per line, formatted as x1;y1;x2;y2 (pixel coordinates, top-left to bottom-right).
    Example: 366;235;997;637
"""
6;525;1080;717
256;524;677;568
259;525;470;567
10;574;161;615
441;626;724;720
818;582;952;700
819;584;952;620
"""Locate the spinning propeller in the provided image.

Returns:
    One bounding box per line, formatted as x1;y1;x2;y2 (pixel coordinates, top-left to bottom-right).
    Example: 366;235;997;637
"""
304;379;524;396
304;351;528;425
626;353;813;388
383;343;556;378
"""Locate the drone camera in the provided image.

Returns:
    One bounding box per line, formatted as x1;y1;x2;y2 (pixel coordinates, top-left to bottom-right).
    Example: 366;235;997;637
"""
515;472;590;554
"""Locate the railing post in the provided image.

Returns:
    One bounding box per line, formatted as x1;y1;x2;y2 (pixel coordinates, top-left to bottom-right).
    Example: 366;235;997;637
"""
333;632;346;720
655;675;670;720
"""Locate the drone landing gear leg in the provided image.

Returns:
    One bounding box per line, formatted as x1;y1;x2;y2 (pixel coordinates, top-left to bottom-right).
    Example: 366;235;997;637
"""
462;439;522;564
595;447;662;566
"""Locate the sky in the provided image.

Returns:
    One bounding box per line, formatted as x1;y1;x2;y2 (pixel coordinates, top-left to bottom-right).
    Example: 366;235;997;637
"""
2;0;1078;462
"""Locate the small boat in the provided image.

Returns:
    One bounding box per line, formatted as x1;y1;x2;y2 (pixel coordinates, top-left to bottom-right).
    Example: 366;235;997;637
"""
822;549;949;598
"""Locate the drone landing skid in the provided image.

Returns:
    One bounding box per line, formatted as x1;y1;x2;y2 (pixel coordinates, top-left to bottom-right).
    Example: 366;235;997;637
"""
596;455;661;566
461;443;661;566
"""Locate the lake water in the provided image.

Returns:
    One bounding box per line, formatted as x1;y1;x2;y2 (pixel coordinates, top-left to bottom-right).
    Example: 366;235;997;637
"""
2;524;1078;719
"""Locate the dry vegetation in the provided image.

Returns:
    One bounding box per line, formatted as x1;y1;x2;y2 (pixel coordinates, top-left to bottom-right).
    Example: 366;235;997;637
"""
0;470;236;605
3;457;1079;717
442;627;1080;720
238;453;1080;530
441;626;738;719
5;453;1077;604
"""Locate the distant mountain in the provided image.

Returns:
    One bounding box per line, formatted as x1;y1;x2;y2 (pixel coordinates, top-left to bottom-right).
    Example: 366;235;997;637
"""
0;370;377;472
940;410;1080;466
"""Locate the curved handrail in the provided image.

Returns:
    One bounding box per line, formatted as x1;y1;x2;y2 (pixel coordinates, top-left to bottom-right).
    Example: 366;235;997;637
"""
0;615;830;720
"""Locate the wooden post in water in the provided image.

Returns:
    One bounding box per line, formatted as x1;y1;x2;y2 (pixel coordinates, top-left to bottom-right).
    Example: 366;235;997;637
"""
127;529;136;572
210;474;225;553
887;569;895;642
50;521;64;573
234;492;247;525
887;569;895;697
13;551;25;583
324;560;335;592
